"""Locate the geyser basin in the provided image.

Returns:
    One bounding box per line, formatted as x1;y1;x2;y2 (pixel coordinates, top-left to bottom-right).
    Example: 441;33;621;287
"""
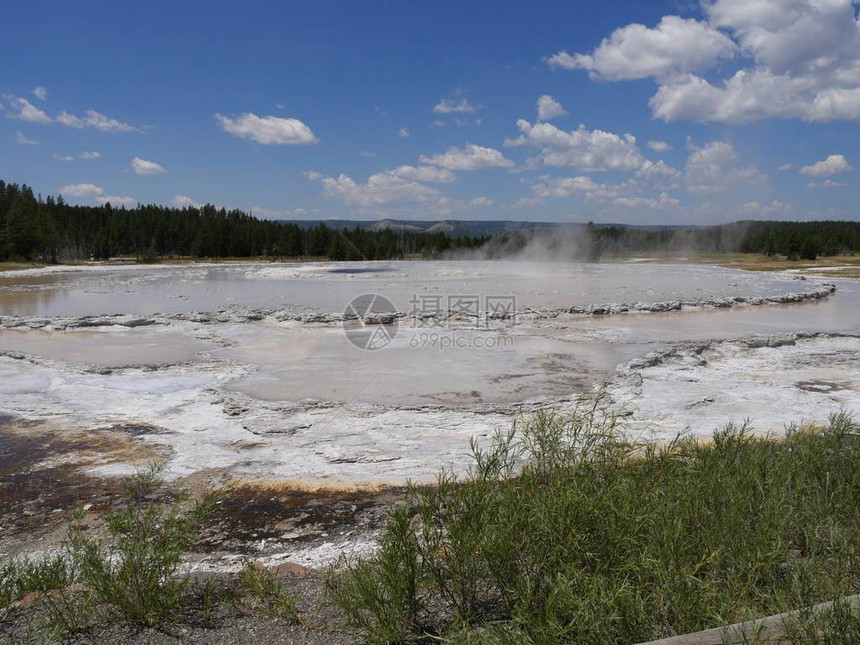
0;260;824;318
0;261;856;486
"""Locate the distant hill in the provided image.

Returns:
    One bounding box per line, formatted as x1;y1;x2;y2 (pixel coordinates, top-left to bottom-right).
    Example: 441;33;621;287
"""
276;218;698;237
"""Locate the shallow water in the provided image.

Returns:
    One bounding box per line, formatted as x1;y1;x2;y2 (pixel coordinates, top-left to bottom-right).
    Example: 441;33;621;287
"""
0;261;815;317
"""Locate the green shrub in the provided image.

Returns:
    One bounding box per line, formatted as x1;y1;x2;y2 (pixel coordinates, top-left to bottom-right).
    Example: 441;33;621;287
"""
1;462;227;635
328;401;860;643
68;462;225;626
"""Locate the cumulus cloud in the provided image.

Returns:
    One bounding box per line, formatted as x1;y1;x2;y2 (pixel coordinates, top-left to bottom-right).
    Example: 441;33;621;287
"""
778;163;794;171
59;183;104;198
613;192;680;209
60;183;135;207
131;156;166;175
390;165;456;183
309;169;452;214
470;196;493;207
79;151;101;159
32;86;47;101
250;206;284;219
15;132;39;145
53;153;75;162
799;154;853;177
545;16;736;81
214;112;318;145
536;95;568;121
2;95;52;123
635;160;682;190
397;126;410;138
549;0;860;123
807;179;847;189
511;174;632;209
420;143;514;171
96;195;137;207
55;109;138;132
3;95;139;131
684;140;765;195
173;195;202;208
647;140;672;152
505;120;646;172
433;98;481;114
740;200;791;215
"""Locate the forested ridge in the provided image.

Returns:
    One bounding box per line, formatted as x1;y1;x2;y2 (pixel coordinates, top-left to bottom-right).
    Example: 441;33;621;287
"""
1;179;858;262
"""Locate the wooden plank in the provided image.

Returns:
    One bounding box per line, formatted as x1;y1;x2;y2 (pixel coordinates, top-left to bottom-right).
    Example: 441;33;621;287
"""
634;595;860;645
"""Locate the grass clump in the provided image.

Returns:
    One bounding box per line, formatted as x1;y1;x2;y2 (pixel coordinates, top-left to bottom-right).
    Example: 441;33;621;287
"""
233;562;300;621
327;400;860;643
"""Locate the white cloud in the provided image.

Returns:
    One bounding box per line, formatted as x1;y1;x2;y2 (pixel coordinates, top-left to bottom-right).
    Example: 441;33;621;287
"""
15;132;39;145
3;95;139;131
613;192;680;209
420;143;514;171
505;119;646;172
310;169;452;214
799;154;853;177
55;109;138;132
60;183;104;198
635;160;682;190
684;140;765;195
545;16;736;81
250;206;284;219
131;156;166;175
2;95;52;123
648;70;860;123
52;153;75;162
512;173;650;210
79;151;101;159
470;196;493;207
173;195;202;208
96;195;136;207
807;179;847;189
740;200;791;215
432;98;481;114
390;165;456;183
778;163;793;171
536;95;568;121
397;126;410;138
60;183;135;207
360;150;377;157
32;86;47;101
551;1;860;123
214;112;318;145
430;119;445;128
647;140;672;152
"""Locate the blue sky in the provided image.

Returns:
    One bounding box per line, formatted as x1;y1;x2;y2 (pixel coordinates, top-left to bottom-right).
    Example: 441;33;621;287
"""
2;0;858;224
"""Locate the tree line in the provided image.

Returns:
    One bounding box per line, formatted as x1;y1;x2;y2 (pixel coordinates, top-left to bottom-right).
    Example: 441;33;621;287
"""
1;179;858;262
0;181;488;262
